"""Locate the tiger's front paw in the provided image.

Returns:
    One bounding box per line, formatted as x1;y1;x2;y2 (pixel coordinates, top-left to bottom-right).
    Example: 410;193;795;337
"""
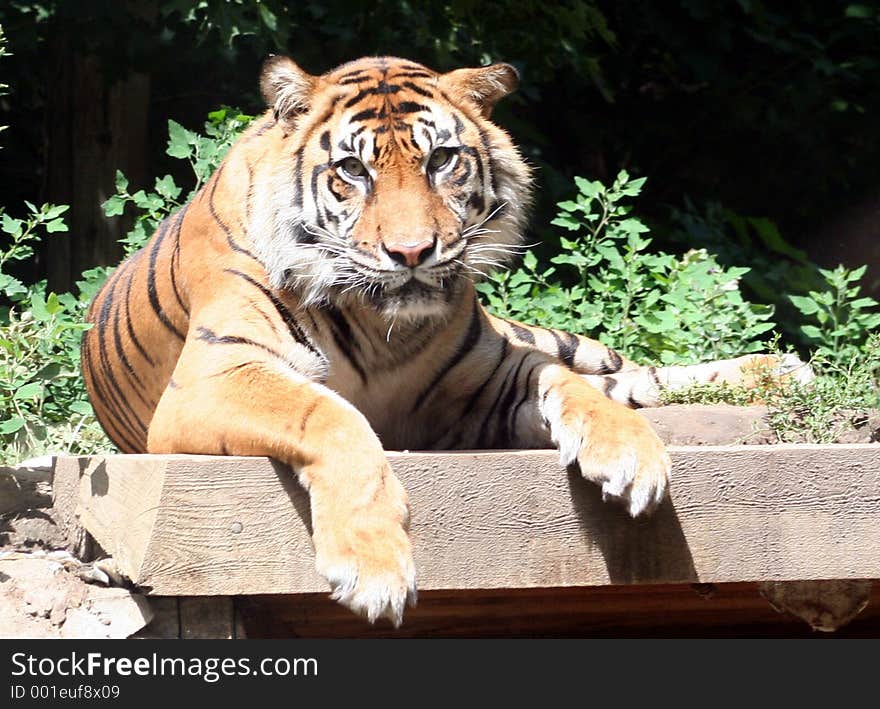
312;471;416;626
545;391;671;517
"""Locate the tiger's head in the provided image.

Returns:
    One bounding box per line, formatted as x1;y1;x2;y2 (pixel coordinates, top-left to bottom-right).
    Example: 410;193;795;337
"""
247;56;532;321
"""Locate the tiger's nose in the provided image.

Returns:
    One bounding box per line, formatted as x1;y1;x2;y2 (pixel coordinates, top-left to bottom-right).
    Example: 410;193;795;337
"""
382;237;436;267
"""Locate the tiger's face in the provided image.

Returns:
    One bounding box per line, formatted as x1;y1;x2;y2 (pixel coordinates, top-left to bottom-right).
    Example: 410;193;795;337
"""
250;56;532;321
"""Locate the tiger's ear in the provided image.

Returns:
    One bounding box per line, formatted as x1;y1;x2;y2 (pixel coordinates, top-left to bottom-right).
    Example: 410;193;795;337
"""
260;56;317;124
438;63;519;118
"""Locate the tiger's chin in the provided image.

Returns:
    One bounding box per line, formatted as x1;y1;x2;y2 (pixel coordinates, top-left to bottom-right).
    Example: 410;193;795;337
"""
368;278;464;323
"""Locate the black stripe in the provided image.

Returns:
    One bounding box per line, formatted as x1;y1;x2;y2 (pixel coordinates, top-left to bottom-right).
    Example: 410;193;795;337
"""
375;81;401;95
394;101;429;114
508;321;536;345
337;68;370;80
402;81;434;98
477;126;499;195
602;376;618;398
474;345;520;447
245;297;281;335
648;366;661;387
549;329;578;369
110;288;150;403
207;361;259;379
207;165;261;264
429;337;509;449
169;203;190;316
411;299;482;413
605;347;624;373
292;149;304;210
495;352;529;447
509;361;540;443
320;304;367;383
146;219;186;342
252;118;277;137
627;393;642;409
351;108;378;122
223;268;321;357
122;259;156;368
392;70;434;79
95;277;149;438
344;88;373;107
81;333;142;453
195;326;298;369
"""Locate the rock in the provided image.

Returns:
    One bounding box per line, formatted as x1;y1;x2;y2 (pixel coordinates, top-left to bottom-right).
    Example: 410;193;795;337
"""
638;404;775;445
759;579;873;632
0;554;152;639
60;589;153;639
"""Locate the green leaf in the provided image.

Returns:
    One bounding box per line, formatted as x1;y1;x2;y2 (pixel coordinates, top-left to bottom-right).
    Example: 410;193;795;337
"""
44;204;69;220
154;174;182;200
14;381;43;400
801;324;824;340
258;3;278;31
0;417;25;434
848;265;868;282
2;213;22;237
167;120;194;159
45;218;68;233
103;195;127;217
45;292;62;315
115;169;129;192
619;176;647;196
788;294;820;315
845;5;874;18
34;362;62;381
574;176;600;198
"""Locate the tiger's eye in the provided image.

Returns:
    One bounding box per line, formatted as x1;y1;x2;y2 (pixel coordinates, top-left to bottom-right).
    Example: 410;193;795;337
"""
428;147;455;171
339;157;367;179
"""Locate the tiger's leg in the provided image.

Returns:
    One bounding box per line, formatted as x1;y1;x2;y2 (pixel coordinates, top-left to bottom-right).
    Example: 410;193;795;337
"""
505;356;671;517
490;316;813;408
581;353;815;408
147;338;415;625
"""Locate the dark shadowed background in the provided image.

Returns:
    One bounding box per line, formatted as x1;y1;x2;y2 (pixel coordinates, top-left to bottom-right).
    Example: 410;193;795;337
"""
1;0;878;295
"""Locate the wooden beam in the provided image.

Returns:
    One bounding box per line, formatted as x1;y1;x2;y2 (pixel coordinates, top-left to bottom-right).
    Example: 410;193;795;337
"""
52;445;880;596
237;583;880;638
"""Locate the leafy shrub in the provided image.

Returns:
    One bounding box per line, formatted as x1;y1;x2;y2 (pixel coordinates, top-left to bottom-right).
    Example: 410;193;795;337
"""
0;203;110;461
789;265;880;364
104;107;255;255
0;105;254;463
478;172;775;364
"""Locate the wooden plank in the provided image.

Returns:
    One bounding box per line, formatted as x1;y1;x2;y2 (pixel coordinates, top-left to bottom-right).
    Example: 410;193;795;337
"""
237;582;880;638
130;597;180;639
179;597;233;639
53;445;880;596
54;456;168;579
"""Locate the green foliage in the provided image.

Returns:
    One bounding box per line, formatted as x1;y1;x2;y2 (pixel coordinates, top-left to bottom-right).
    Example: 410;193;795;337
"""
665;336;880;444
479;172;775;364
0;204;111;462
788;265;880;363
104;107;254;255
0;104;255;463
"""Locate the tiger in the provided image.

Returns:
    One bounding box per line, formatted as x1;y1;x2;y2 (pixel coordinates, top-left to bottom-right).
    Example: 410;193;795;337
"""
82;55;811;626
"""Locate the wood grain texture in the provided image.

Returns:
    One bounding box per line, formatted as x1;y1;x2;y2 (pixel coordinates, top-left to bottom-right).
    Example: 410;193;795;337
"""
53;445;880;596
